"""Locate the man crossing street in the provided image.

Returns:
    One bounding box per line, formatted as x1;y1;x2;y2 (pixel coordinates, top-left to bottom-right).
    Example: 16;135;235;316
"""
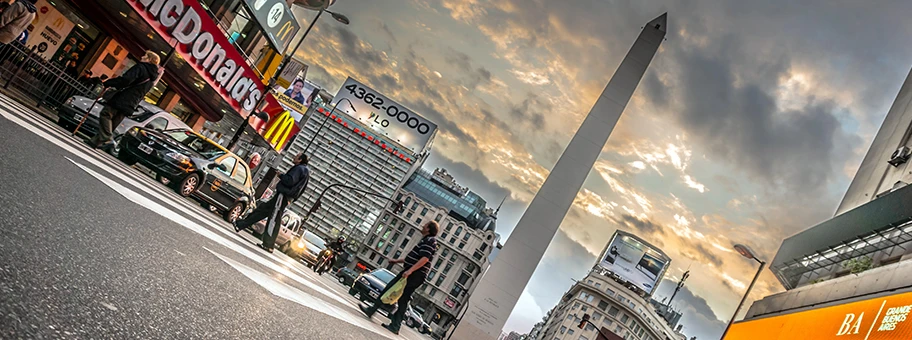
234;153;310;252
360;221;439;334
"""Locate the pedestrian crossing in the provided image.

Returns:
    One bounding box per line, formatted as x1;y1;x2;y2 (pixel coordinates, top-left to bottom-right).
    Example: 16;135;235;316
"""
0;94;429;340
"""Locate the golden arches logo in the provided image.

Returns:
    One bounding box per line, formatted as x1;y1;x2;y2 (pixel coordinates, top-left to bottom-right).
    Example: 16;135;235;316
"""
263;110;295;150
277;21;294;41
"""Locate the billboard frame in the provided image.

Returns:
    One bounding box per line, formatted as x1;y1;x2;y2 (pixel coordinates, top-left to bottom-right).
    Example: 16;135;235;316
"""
597;230;671;296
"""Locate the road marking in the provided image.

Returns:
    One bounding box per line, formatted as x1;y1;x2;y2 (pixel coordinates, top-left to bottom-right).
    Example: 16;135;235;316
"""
206;248;395;339
174;250;187;256
98;302;118;311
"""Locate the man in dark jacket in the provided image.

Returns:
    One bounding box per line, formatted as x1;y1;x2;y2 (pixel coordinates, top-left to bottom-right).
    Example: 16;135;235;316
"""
0;0;35;44
87;50;162;149
234;153;310;252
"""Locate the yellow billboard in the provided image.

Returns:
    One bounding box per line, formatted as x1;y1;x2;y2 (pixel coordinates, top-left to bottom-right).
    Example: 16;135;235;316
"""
725;291;912;340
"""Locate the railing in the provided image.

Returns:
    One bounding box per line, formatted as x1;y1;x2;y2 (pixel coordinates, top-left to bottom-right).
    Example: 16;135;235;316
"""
0;42;98;110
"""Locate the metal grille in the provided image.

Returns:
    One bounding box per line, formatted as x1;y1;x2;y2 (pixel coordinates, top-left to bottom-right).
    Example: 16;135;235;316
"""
0;42;98;110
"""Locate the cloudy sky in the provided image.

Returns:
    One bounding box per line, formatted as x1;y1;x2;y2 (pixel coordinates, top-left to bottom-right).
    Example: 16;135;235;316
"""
286;1;912;339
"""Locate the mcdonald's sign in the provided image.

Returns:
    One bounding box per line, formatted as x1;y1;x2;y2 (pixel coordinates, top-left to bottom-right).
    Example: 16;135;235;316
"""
241;0;300;51
261;109;300;151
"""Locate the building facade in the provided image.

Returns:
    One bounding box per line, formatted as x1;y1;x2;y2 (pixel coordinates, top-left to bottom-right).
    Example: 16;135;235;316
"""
278;103;429;246
724;67;912;339
536;268;686;340
354;168;499;337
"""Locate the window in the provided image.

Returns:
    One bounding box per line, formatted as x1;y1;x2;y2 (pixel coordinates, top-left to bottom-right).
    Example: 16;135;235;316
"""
595;282;601;288
455;226;463;236
462;233;470;241
560;326;567;334
430;288;437;297
608;307;619;317
435;214;442;222
449;238;456;245
597;301;609;311
567;329;574;335
407;229;415;237
421;208;428;216
466;263;476;273
457;272;470;285
573;302;580;309
450;253;457;262
480;243;488;251
382;230;391;239
434;259;443;269
442;249;449;257
581;306;588;312
411;202;419;210
428;270;436;280
416;218;422;224
592;312;602;322
458;241;465;249
605;288;615;296
390;219;398;227
620;314;629;324
567;315;574;321
450;285;463;297
443;263;452;274
394;250;402;258
216;156;236;176
391;232;400;242
145;116;168;130
446;222;453;231
400;238;409;248
578;335;588;340
369;252;376;261
441;232;448;239
376;241;385;249
603;318;613;327
384;244;393;255
435;276;445;286
406;212;413;219
382;214;390;222
587;280;593;284
396;193;403;201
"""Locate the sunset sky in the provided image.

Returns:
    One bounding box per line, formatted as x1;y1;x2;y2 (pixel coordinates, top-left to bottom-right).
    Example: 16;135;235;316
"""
286;1;912;339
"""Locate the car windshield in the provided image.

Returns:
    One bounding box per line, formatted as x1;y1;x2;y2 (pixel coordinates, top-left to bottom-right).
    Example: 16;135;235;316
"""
371;269;396;284
166;130;226;159
131;109;156;122
302;232;326;249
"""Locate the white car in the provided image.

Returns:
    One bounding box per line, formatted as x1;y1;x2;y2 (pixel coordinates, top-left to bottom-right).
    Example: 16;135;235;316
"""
57;95;189;138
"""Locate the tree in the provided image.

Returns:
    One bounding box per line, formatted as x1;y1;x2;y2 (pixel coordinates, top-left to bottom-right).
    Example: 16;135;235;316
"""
843;256;873;275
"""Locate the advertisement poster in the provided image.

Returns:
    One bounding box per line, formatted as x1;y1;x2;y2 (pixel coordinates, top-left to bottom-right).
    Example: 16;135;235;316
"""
51;29;91;74
27;0;76;60
331;77;437;153
242;0;299;51
598;232;670;295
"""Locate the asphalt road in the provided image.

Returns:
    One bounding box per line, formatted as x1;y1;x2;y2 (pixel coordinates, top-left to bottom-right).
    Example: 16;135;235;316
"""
0;95;432;340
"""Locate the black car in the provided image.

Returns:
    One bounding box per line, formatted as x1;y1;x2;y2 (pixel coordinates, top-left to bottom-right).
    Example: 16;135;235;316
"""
349;268;397;315
118;127;255;222
336;267;359;287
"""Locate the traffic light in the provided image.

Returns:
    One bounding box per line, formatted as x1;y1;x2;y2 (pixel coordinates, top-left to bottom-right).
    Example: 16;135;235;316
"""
578;313;590;329
393;201;405;214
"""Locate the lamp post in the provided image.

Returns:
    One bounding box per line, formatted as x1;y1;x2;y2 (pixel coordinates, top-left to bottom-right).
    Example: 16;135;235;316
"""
225;8;349;151
721;244;766;340
302;97;356;155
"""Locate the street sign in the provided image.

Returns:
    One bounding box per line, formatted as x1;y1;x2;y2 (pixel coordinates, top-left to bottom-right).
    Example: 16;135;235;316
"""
242;0;300;51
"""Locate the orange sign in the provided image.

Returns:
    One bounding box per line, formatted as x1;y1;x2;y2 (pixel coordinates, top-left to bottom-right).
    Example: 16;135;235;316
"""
725;291;912;340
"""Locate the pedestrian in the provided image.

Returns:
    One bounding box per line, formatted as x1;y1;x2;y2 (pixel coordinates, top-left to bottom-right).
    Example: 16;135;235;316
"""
360;221;439;335
86;50;162;149
233;153;310;253
0;0;35;44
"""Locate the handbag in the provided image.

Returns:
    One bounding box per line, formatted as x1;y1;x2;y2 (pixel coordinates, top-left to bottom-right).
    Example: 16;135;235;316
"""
380;277;407;304
100;76;153;102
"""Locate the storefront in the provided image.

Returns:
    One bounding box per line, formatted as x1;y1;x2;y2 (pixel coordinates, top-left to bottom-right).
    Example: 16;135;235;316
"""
34;0;300;160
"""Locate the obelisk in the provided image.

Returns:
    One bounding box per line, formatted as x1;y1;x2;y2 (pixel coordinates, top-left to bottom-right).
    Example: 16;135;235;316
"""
451;13;667;340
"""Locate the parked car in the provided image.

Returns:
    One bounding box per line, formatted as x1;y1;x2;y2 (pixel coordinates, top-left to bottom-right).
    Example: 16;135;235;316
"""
349;268;397;315
57;95;188;138
335;267;359;287
117;127;254;222
285;230;327;266
405;305;432;334
251;210;302;252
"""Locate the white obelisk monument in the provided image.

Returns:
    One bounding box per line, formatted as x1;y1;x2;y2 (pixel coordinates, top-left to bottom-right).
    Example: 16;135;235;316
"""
451;13;667;340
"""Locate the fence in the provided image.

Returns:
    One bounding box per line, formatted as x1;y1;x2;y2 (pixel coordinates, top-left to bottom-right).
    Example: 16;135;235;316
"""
0;42;98;111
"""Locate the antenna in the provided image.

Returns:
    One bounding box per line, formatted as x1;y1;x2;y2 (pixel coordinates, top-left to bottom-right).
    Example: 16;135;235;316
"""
668;270;690;306
494;195;507;217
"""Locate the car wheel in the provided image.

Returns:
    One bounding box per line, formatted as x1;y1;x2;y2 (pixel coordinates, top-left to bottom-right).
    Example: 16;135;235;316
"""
224;202;245;223
279;241;291;253
338;276;345;284
109;136;122;157
175;173;200;197
117;149;136;165
406;318;416;328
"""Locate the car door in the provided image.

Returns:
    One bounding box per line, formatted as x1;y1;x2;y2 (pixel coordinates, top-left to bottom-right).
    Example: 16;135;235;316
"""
226;158;251;205
200;155;237;210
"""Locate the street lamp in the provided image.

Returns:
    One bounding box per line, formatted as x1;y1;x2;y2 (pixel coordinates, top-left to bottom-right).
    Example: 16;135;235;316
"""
302;97;356;155
226;110;271;150
721;244;766;340
226;7;349;150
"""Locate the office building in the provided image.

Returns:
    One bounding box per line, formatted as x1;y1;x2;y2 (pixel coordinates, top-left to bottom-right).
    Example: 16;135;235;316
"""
724;67;912;339
355;168;500;337
278;102;430;244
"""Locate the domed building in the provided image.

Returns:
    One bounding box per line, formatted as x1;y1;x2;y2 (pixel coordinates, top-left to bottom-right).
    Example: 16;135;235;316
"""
355;168;502;337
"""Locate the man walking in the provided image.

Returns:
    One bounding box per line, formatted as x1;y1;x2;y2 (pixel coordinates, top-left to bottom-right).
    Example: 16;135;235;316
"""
0;0;35;44
234;153;310;253
360;221;439;334
87;50;161;149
